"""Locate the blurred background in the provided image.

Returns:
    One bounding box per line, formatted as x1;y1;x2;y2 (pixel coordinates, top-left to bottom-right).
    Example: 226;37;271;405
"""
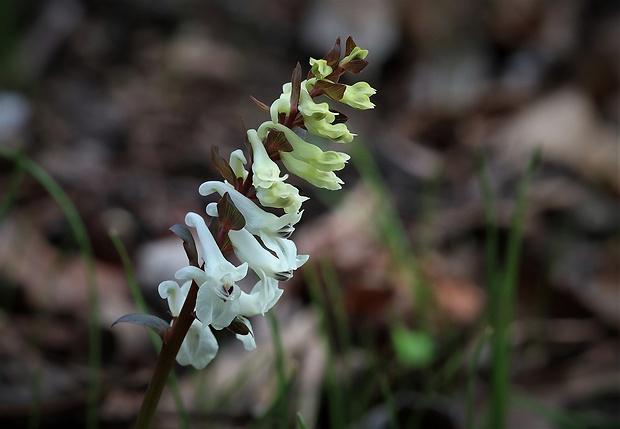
0;0;618;428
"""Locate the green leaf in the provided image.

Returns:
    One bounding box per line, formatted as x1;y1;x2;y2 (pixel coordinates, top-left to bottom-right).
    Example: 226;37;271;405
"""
391;326;434;368
112;313;170;338
170;224;199;267
296;412;308;429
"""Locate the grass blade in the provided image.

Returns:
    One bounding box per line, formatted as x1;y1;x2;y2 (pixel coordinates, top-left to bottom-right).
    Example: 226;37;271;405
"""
267;311;289;429
304;263;346;429
466;328;492;429
0;148;101;429
487;149;539;429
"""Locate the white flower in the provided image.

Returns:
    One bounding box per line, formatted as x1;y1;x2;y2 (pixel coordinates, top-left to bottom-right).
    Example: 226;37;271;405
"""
258;122;350;171
228;228;296;281
246;128;308;213
340;82;376;110
298;84;355;143
199;181;302;236
270;82;293;123
255;181;308;214
229;149;249;181
280;152;344;190
247;128;287;189
203;192;309;277
259;233;309;273
176;265;240;330
256;121;350;190
166;210;294;360
238;273;283;316
158;280;219;369
176;212;248;330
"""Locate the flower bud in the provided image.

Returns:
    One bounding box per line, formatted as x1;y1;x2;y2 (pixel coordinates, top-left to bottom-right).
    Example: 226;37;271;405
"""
309;58;333;79
341;81;376;110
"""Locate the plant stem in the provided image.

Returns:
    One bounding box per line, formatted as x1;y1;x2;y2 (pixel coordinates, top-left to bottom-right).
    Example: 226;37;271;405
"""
110;232;189;427
134;280;199;429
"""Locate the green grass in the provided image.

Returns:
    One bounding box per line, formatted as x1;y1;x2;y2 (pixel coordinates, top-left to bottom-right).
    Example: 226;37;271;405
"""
304;261;347;429
253;311;294;429
481;149;539;429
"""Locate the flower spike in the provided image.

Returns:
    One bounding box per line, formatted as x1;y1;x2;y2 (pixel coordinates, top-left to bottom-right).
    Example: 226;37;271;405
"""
148;36;374;371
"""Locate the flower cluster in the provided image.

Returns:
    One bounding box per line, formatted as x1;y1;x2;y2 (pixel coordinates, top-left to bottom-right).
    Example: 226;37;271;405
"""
159;37;375;369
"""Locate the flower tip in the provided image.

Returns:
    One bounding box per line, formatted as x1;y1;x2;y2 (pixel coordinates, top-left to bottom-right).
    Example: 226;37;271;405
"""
184;212;202;228
297;254;310;267
205;202;217;217
198;180;229;197
157;280;176;299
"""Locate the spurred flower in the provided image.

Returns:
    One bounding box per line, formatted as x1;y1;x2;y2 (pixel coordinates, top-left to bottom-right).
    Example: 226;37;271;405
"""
247;128;288;189
229;227;296;281
199;181;302;235
256;122;349;189
229;149;249;181
298;84;355;143
340;82;376;110
238;272;283;317
176;212;248;330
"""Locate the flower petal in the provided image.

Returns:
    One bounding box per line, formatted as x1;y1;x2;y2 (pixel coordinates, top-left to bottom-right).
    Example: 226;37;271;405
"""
176;320;219;369
259;233;309;271
270;82;292;123
233;316;256;351
280;152;344;190
185;212;248;283
229;149;248;180
248;128;288;188
255;182;308;214
158;280;189;316
238;274;283;316
196;281;241;329
229;228;293;281
309;58;333;79
340;81;376;110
